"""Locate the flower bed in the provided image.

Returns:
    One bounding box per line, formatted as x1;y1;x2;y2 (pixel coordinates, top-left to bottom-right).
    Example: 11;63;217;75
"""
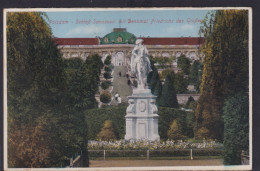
88;139;223;150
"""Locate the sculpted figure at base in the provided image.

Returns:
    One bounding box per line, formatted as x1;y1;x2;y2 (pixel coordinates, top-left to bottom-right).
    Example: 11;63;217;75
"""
131;39;152;89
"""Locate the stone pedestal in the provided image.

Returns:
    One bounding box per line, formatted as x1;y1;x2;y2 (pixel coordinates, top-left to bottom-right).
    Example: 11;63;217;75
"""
125;89;160;141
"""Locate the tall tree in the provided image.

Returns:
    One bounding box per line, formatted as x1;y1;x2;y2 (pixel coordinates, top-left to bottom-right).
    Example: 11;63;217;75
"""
150;68;160;94
174;72;189;94
195;10;249;140
189;60;203;92
177;55;191;75
7;12;66;167
158;75;178;108
223;93;249;165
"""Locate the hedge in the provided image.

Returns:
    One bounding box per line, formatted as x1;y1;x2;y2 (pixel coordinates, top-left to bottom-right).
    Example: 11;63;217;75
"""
101;81;111;90
85;105;127;140
85;106;195;140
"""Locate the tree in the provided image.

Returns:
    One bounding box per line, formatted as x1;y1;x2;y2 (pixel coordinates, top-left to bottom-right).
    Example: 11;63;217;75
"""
150;68;160;94
195;10;249;140
7;12;68;167
223;93;249;165
167;120;183;140
160;69;173;80
97;120;116;141
100;91;112;104
177;55;191;75
147;55;156;86
104;55;111;65
103;72;112;80
101;81;111;90
174;72;189;94
186;96;195;108
158;75;178;108
189;60;203;92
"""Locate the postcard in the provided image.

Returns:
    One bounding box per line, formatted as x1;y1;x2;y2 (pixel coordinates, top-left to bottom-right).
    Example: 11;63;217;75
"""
3;8;252;170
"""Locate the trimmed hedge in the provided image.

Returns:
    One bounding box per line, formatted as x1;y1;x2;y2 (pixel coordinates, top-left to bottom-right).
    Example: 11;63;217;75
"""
101;81;111;90
100;91;111;103
85;105;127;140
85;106;195;140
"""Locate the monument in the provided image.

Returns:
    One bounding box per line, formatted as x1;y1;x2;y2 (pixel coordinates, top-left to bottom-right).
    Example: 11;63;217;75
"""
125;39;160;141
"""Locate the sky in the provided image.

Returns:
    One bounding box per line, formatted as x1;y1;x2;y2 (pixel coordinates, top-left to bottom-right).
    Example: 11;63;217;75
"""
46;9;211;38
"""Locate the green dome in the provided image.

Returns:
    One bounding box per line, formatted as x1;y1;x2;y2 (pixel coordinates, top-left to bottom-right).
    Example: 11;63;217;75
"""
100;28;137;44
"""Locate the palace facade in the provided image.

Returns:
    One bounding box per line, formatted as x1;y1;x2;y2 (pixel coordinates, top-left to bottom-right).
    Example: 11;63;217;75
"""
54;28;204;67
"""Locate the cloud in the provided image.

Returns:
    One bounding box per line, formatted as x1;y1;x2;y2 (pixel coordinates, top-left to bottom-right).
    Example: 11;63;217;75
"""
65;25;107;37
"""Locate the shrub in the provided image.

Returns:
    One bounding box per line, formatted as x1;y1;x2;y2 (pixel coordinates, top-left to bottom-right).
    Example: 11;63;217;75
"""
101;81;111;90
85;106;194;141
100;91;111;103
167;120;183;140
103;72;111;80
195;127;210;139
158;107;188;140
85;105;127;140
97;120;116;141
104;55;112;65
158;75;178;108
104;66;112;72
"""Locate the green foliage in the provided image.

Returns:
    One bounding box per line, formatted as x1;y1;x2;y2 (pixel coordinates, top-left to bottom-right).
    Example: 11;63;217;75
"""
223;93;249;165
195;10;249;140
160;69;173;80
158;75;178;108
85;105;127;140
167;120;183;140
160;70;188;94
189;60;202;92
186;96;195;109
147;55;156;86
185;112;196;138
174;72;189;94
97;120;116;141
100;91;112;103
177;55;191;75
103;72;112;80
85;106;194;141
153;81;162;98
150;68;160;94
195;127;210;140
104;55;112;65
153;56;174;68
101;81;111;90
64;58;98;110
7;12;69;167
158;107;190;140
104;66;112;72
7;12;105;167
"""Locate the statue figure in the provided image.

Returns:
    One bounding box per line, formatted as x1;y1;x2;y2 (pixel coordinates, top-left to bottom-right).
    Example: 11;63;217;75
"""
131;39;152;89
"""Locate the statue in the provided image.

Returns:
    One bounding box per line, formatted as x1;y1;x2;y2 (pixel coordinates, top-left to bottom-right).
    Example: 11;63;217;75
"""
131;39;152;89
125;40;160;141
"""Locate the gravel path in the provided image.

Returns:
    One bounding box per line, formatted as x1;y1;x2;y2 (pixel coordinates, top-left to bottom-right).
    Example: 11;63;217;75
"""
111;66;132;104
89;159;223;167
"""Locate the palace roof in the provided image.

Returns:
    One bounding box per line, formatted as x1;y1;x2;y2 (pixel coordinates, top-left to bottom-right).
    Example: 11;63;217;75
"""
141;37;204;45
53;37;204;46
